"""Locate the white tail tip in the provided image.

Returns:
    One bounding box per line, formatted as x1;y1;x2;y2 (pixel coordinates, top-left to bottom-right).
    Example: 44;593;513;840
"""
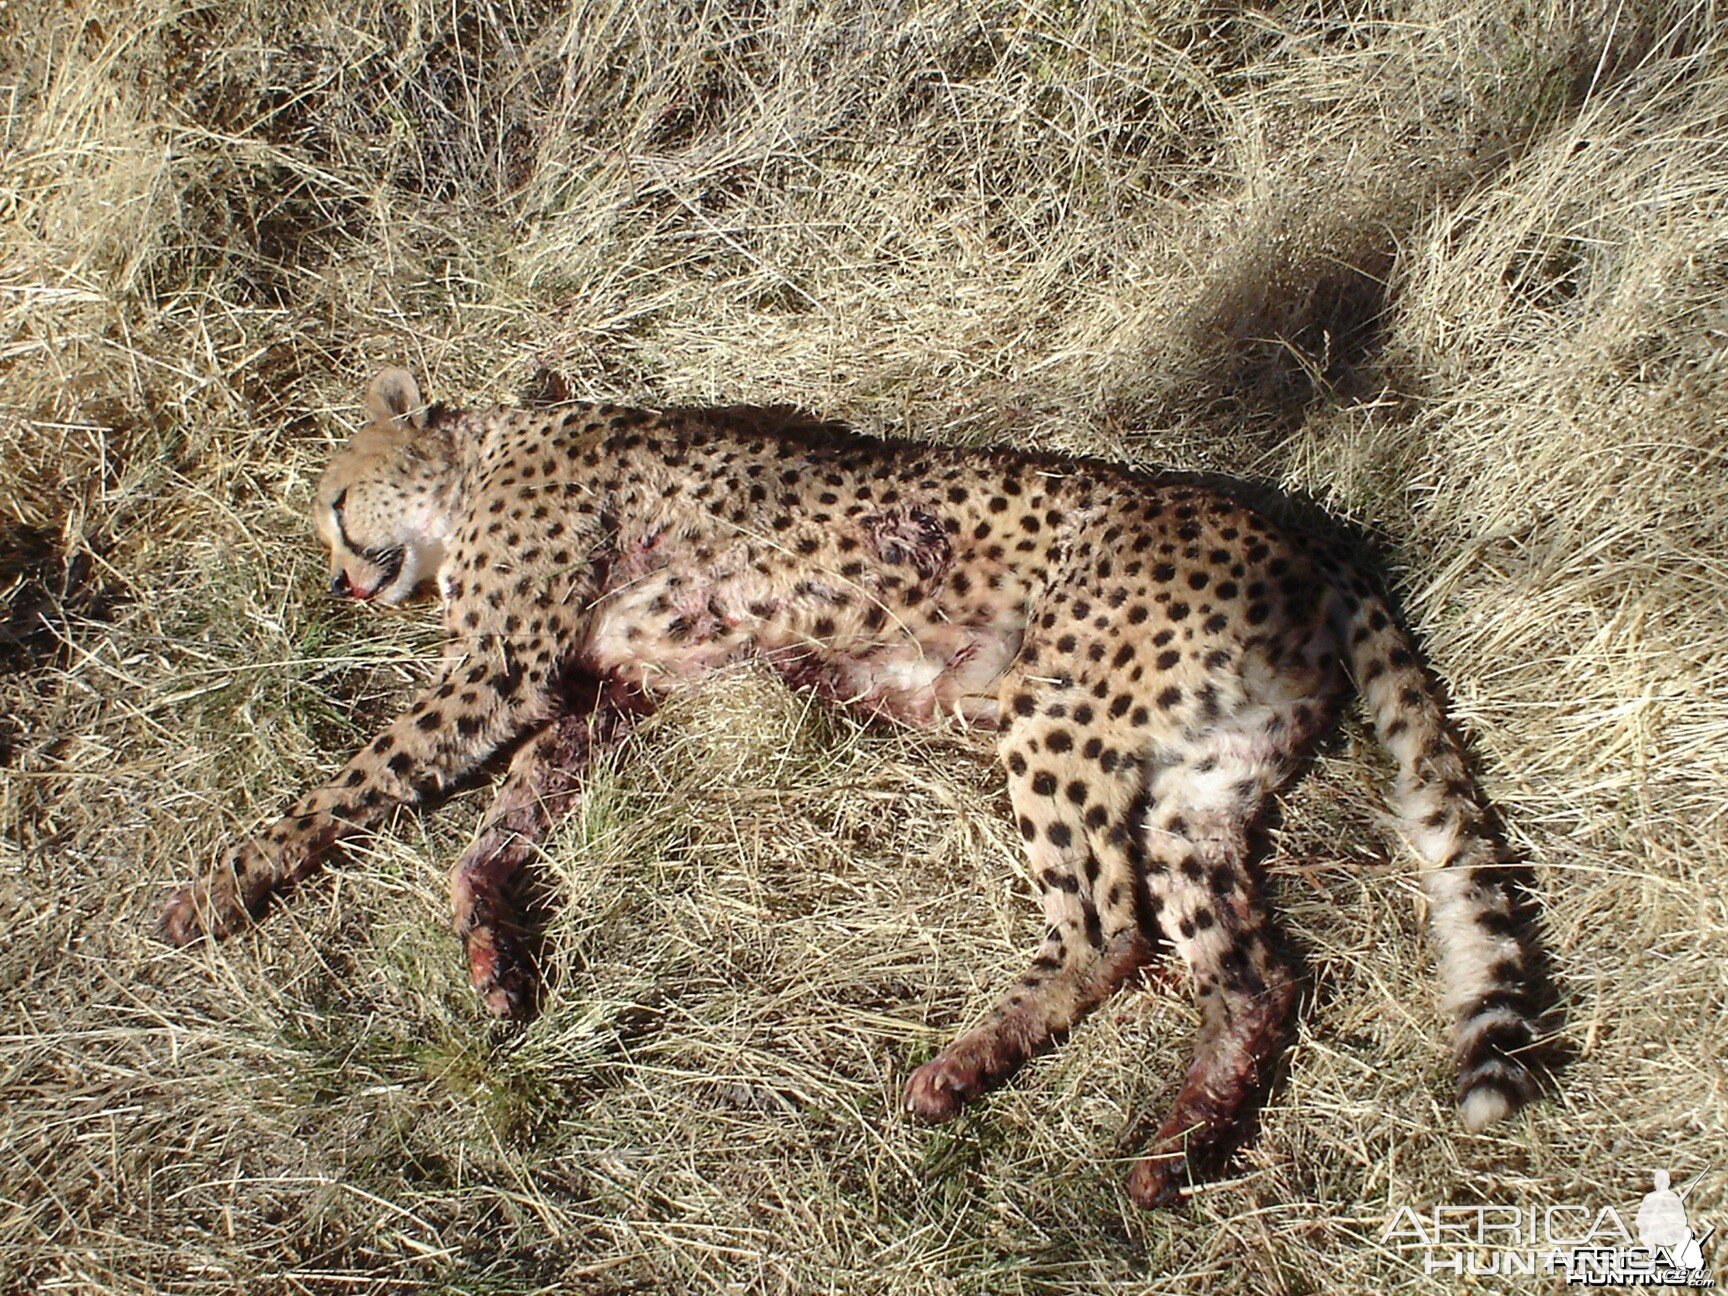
1459;1085;1514;1133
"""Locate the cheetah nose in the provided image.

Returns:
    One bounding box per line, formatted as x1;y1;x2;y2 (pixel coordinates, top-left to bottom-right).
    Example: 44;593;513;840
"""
332;571;377;600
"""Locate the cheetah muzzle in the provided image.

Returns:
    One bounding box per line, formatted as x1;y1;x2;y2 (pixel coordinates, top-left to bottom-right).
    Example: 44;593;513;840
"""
161;367;1547;1208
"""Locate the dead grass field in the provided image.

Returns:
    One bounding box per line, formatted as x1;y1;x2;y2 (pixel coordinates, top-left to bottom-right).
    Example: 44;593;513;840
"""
3;0;1726;1292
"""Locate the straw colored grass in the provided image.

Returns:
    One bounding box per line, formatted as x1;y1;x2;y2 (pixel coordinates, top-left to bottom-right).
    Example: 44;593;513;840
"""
3;1;1725;1291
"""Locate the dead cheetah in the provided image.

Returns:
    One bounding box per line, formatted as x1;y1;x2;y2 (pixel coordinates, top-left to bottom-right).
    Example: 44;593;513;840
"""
161;367;1545;1206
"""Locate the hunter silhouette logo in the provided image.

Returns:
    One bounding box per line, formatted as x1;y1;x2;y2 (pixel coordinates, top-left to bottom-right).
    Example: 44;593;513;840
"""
1381;1166;1716;1284
1634;1171;1713;1282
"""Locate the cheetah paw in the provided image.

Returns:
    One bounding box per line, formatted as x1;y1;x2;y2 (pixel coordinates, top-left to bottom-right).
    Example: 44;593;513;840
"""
158;838;283;946
1124;1153;1188;1209
904;1052;989;1122
157;866;253;945
465;924;532;1020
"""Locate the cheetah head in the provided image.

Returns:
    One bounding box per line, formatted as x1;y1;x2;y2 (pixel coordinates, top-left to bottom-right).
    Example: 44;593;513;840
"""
313;368;455;605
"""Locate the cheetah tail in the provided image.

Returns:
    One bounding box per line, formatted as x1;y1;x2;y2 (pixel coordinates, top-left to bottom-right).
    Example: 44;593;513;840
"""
1343;585;1543;1133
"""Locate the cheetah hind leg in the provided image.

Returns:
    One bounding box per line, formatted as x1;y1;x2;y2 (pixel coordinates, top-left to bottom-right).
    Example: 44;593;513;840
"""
451;696;636;1018
904;752;1155;1122
1123;756;1300;1208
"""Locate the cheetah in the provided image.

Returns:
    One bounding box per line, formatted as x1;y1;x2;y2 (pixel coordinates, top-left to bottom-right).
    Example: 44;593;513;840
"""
160;367;1545;1206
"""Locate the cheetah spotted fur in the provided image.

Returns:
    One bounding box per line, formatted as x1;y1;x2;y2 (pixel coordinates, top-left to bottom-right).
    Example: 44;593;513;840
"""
161;368;1544;1206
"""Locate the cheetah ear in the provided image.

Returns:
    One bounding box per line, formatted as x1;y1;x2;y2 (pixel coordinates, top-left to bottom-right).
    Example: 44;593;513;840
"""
365;367;427;430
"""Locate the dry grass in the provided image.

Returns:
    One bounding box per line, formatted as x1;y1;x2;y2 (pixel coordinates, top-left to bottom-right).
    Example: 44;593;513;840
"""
4;0;1727;1291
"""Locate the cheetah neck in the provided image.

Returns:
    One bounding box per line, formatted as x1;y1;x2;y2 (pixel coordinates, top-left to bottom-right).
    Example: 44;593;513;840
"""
420;418;482;539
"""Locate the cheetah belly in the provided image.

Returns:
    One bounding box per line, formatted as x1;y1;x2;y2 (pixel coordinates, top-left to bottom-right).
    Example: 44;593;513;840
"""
583;566;1021;728
812;620;1022;727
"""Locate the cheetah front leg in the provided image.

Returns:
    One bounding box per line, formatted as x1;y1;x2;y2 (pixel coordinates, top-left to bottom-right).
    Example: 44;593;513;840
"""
451;677;645;1018
159;634;558;945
